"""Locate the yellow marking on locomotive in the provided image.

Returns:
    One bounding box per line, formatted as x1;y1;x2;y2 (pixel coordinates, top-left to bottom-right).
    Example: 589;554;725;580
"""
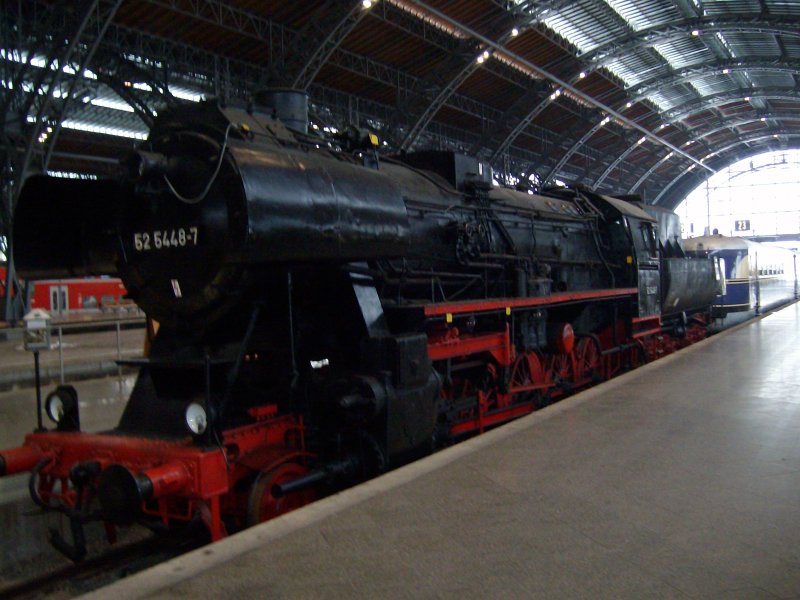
446;313;453;324
144;318;160;357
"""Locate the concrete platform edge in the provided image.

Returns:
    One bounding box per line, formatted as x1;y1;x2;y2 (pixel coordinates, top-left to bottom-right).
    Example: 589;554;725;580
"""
80;307;778;600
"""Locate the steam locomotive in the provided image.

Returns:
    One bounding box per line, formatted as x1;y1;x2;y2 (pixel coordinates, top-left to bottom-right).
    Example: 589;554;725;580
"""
0;91;719;560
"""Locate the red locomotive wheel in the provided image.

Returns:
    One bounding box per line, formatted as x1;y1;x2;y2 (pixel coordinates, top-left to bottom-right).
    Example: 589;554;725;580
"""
246;462;314;526
575;335;602;382
510;351;548;389
550;353;572;384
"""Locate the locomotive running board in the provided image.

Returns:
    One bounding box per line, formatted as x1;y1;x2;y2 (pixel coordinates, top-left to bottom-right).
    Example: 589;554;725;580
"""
421;287;638;317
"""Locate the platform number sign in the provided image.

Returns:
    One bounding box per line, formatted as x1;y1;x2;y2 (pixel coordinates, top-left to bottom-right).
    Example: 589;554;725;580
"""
734;219;751;232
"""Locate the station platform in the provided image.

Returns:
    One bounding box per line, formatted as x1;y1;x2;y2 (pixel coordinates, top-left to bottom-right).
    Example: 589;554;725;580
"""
88;303;800;600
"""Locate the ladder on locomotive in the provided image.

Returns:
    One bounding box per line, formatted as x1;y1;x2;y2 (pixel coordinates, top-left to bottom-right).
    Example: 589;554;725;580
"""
572;192;604;220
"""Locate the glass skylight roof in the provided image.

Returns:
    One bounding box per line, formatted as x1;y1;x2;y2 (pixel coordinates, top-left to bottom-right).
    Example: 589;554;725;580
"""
538;0;701;101
604;0;679;31
521;0;796;119
543;6;610;54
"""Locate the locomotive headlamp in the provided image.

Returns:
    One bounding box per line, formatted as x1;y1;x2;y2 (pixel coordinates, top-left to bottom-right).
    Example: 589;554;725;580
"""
44;385;80;431
45;392;65;424
185;402;208;435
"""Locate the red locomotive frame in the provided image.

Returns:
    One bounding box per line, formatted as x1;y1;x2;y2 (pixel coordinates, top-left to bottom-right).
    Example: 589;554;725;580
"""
2;404;312;554
427;288;707;438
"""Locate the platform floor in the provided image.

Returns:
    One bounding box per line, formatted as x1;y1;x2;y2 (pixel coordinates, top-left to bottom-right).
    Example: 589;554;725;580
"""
89;303;800;600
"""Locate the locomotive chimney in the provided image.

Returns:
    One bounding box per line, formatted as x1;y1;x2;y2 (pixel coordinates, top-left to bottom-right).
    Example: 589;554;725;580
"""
253;88;309;133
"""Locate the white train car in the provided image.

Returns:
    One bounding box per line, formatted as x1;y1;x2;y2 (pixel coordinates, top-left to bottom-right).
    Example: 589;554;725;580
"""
684;235;798;315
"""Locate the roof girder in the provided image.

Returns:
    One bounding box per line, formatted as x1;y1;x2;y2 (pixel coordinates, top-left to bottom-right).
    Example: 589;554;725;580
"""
654;133;800;207
697;129;800;161
664;87;800;123
628;60;800;105
288;1;369;90
142;0;274;42
11;0;800;209
467;78;549;157
542;114;609;183
653;139;800;209
391;0;610;152
684;113;800;146
592;139;639;188
393;6;530;151
581;16;800;68
14;0;124;185
629;151;674;193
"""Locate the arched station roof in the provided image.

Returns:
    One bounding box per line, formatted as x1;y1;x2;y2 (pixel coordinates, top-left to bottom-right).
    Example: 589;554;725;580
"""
3;0;800;210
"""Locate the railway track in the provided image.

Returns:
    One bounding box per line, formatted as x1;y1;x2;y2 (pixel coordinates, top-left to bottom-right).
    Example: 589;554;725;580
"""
0;531;203;599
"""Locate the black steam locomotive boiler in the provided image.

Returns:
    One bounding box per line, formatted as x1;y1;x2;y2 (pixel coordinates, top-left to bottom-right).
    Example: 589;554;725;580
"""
0;91;719;559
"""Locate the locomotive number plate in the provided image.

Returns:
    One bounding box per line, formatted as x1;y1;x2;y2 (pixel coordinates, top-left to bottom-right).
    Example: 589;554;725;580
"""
133;227;199;251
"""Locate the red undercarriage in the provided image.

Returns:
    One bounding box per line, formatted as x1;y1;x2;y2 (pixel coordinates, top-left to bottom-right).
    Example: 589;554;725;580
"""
2;407;311;543
0;288;709;546
426;290;708;438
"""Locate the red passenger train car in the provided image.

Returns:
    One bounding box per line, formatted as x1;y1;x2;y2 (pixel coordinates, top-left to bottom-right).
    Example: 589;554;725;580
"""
0;264;128;319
